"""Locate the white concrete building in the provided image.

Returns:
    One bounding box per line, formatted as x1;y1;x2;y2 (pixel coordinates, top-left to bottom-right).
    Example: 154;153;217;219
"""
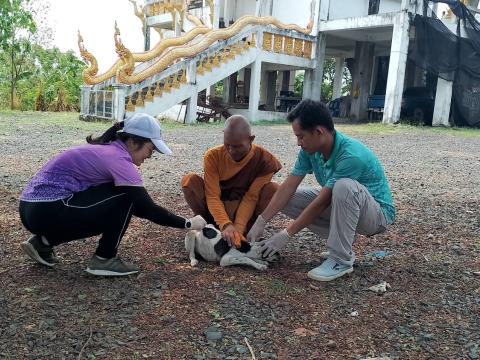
79;0;480;126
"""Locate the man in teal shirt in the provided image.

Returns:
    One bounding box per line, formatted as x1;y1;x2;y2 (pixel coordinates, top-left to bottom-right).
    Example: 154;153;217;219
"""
247;99;395;281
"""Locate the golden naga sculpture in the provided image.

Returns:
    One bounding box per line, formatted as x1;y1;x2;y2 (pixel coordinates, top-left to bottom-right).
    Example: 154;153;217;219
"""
81;9;313;85
186;13;204;27
114;22;135;78
116;15;314;84
77;31;98;79
81;22;211;85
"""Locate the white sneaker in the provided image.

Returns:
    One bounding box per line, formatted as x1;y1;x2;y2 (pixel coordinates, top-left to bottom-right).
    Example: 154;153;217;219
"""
308;258;353;282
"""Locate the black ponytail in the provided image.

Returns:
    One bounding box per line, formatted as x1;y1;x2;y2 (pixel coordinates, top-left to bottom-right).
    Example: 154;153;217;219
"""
86;120;151;150
86;121;125;144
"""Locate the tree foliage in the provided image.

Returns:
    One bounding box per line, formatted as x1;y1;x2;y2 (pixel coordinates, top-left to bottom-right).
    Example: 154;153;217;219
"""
294;59;352;103
0;0;83;111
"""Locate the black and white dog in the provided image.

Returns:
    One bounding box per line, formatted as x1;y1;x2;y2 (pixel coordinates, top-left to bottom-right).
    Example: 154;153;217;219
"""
185;225;279;270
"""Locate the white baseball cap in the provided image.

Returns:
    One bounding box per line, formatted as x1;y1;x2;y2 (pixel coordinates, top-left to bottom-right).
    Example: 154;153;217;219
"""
123;113;172;155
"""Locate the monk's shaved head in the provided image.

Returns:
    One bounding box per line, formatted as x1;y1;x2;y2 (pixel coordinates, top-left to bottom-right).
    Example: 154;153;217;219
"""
223;115;255;162
224;115;252;137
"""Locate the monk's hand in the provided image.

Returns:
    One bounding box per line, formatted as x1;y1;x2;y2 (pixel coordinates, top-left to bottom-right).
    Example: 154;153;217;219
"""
232;232;245;248
247;215;267;242
222;224;239;247
257;229;291;258
187;215;207;230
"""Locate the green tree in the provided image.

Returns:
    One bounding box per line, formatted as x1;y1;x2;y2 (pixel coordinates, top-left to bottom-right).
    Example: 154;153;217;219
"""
31;46;84;111
0;0;36;109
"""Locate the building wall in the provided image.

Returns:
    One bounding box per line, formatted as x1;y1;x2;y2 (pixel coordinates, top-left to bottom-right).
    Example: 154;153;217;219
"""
328;0;401;20
378;0;401;13
220;0;316;28
329;1;368;20
234;0;256;20
273;0;314;29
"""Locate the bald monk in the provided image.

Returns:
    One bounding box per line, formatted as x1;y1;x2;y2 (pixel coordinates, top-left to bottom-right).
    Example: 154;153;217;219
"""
182;115;282;247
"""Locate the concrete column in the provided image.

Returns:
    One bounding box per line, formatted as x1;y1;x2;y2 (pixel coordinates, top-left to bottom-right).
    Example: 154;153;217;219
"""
332;57;344;100
185;89;199;124
228;73;237;103
112;84;128;121
244;68;251;97
222;77;230;103
248;58;262;121
185;61;198;124
310;33;327;102
319;0;330;21
370;56;378;95
80;85;91;116
281;71;290;92
174;11;182;37
265;71;277;111
223;0;228;21
212;0;220;29
260;70;268;104
383;11;410;124
432;77;452;127
350;42;375;121
290;71;296;90
302;70;312;100
144;24;151;51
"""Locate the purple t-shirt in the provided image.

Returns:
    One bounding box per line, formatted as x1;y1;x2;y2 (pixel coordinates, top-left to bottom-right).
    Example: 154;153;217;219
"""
21;140;143;202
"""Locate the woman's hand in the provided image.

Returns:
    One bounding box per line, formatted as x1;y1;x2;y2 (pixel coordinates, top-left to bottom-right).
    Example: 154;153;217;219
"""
186;215;207;230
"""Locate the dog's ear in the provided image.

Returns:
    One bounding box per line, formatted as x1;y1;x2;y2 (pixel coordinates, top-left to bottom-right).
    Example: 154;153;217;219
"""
213;238;230;257
203;227;220;239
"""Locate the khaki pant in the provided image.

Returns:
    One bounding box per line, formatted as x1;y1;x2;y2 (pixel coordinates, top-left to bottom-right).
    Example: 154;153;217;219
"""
181;173;278;234
282;178;387;266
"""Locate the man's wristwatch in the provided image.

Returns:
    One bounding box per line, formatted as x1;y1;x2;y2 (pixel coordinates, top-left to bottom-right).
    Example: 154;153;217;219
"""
185;219;192;229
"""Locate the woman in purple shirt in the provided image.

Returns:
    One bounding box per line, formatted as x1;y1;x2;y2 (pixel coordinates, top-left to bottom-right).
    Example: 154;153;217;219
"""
19;113;206;276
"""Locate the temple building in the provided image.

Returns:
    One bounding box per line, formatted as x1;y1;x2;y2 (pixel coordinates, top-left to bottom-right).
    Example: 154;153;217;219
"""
79;0;480;127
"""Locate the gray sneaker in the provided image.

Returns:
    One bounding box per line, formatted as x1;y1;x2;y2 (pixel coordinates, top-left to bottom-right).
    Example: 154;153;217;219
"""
21;235;58;267
86;256;139;276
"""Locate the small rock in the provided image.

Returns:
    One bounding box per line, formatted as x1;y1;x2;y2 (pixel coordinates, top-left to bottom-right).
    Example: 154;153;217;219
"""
350;310;359;317
368;281;391;294
205;326;223;341
235;345;247;354
326;340;337;349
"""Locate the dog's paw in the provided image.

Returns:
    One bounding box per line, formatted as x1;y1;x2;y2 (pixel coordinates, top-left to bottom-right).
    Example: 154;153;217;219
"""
190;259;199;267
256;264;268;271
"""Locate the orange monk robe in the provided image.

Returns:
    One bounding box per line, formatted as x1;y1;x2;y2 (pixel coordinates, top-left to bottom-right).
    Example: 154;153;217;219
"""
203;144;282;234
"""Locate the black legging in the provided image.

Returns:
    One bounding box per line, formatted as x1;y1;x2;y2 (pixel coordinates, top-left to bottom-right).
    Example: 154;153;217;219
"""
19;183;186;258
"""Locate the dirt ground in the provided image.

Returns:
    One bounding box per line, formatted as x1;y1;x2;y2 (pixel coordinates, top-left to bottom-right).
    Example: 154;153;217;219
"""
0;111;479;360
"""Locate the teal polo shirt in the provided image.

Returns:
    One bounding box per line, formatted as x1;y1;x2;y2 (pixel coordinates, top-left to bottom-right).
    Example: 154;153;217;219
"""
291;130;395;224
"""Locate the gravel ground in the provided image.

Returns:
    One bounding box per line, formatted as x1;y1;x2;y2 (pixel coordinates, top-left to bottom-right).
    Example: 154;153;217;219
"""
0;111;479;359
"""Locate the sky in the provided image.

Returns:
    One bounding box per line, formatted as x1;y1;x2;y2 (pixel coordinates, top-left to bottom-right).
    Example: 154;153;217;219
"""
48;0;159;72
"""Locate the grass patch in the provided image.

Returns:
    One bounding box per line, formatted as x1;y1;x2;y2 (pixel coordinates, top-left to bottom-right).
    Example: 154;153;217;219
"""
266;279;306;296
1;111;478;138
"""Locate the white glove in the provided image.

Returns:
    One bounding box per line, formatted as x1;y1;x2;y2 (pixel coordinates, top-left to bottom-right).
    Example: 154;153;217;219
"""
186;215;207;230
247;215;267;242
257;229;291;258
